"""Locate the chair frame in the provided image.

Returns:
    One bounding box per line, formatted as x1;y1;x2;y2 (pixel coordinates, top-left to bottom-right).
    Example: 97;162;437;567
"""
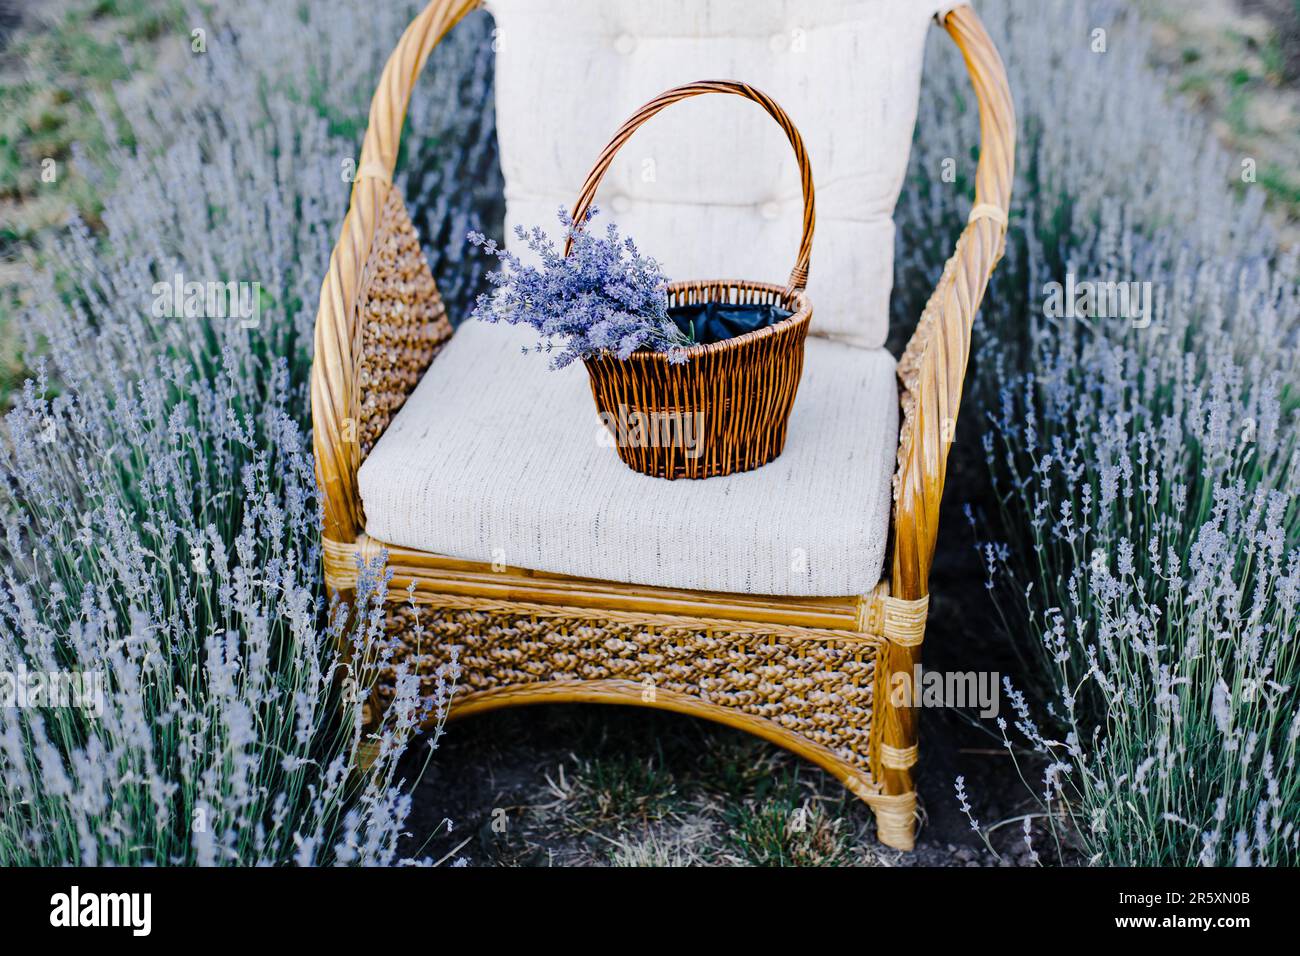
312;0;1014;850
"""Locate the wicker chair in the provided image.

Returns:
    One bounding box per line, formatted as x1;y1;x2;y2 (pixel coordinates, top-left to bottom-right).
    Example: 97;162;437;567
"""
313;0;1014;850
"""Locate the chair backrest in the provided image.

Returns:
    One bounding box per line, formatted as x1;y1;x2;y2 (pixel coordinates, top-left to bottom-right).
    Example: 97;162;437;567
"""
485;0;944;350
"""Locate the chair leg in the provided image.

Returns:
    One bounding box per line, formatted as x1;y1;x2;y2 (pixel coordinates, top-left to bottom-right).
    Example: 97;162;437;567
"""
868;791;917;851
868;602;926;851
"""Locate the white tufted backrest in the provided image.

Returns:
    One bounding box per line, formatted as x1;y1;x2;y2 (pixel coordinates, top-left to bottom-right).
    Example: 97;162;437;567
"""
484;0;943;350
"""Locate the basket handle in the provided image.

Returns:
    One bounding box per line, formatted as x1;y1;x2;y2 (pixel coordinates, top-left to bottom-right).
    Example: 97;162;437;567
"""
564;80;815;295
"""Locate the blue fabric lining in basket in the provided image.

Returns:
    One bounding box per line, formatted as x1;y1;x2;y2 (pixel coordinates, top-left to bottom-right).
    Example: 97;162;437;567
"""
667;301;793;346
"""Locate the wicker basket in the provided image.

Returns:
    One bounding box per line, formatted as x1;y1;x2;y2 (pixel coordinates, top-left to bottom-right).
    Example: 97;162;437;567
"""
567;81;816;480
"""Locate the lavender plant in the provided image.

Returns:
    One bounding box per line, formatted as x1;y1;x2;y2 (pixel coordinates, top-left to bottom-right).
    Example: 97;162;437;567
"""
0;0;492;865
896;0;1300;865
0;367;452;863
970;243;1300;866
469;207;689;368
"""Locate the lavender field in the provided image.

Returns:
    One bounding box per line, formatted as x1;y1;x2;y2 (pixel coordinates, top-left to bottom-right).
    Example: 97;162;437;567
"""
0;0;1295;867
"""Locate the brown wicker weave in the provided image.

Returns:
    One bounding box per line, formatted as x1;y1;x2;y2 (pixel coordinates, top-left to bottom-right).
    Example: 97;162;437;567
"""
311;0;1015;851
587;279;809;478
573;81;815;479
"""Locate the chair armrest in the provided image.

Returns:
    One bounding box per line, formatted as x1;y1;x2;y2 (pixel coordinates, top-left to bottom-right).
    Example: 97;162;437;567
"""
891;4;1016;601
312;0;481;544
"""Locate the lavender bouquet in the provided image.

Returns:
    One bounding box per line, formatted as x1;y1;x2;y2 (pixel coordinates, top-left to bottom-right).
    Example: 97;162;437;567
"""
469;207;690;368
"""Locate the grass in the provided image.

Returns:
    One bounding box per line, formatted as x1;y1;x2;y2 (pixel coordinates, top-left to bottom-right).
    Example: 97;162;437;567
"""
722;781;857;867
566;750;679;826
1136;0;1300;239
397;706;986;867
0;0;189;406
0;0;190;237
411;704;1058;866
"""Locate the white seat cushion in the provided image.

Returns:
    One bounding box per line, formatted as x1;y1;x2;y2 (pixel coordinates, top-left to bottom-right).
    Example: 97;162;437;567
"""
484;0;941;350
358;321;899;597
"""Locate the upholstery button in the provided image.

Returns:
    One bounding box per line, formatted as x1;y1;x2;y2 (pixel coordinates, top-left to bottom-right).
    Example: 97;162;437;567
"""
610;194;631;214
760;201;781;220
614;34;635;55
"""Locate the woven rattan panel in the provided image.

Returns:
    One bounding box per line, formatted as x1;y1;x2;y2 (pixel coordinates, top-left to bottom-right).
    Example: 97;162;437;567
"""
356;189;453;459
377;603;880;773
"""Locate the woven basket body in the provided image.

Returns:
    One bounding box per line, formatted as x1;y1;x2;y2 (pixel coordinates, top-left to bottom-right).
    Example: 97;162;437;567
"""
566;80;816;480
585;279;811;479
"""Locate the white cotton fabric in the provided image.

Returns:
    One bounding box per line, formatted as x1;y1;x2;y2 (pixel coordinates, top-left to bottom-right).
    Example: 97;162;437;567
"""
358;320;900;597
484;0;941;349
